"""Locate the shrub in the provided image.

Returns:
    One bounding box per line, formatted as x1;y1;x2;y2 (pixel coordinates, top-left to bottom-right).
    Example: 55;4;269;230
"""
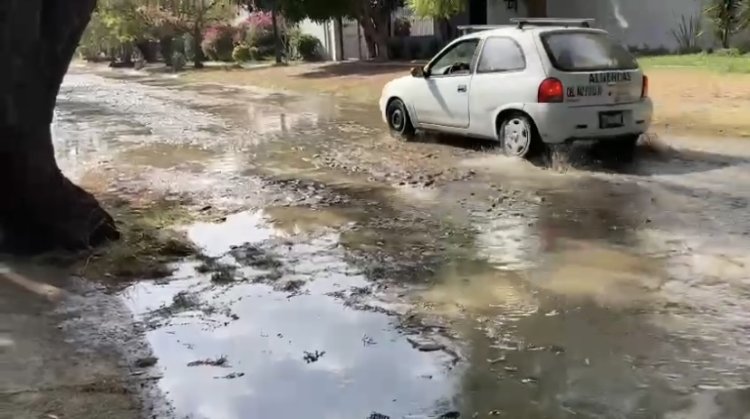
393;17;411;37
247;27;276;57
715;47;742;56
249;46;261;61
236;11;282;59
296;34;321;61
171;52;186;72
202;24;236;62
387;38;403;60
182;33;196;62
232;43;252;62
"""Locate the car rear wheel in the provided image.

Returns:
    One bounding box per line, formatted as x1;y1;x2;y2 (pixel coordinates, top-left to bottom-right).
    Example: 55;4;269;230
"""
498;113;542;159
386;99;415;141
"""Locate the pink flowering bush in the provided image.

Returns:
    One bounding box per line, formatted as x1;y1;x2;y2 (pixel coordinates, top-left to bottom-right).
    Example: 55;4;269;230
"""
202;24;237;62
235;11;284;58
245;11;273;30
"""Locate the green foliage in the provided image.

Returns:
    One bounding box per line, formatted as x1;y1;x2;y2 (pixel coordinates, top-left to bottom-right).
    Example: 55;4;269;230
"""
393;17;411;36
295;34;322;61
201;24;237;61
407;0;464;19
671;14;703;53
638;53;750;73
232;43;253;61
172;52;187;71
79;0;151;61
248;0;353;22
249;46;261;60
715;47;742;56
703;0;750;48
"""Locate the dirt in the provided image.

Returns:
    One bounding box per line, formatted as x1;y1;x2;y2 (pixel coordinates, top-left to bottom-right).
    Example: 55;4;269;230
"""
3;65;750;418
181;61;750;139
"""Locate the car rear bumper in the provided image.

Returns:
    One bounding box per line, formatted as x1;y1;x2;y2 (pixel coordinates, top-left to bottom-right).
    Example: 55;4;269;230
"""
525;99;653;144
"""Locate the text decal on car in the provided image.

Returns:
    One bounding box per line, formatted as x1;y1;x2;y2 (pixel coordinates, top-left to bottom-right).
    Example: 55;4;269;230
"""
566;85;603;98
588;72;632;83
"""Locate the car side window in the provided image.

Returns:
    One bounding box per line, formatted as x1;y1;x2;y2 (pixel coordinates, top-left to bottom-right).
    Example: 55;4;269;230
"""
429;39;481;76
477;37;526;73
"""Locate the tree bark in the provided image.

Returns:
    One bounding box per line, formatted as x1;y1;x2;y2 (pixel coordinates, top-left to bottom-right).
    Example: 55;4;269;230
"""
0;0;119;253
192;26;205;69
271;7;283;64
358;15;390;60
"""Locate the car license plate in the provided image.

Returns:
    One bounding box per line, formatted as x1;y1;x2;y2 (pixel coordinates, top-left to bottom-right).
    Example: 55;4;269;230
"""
599;111;624;129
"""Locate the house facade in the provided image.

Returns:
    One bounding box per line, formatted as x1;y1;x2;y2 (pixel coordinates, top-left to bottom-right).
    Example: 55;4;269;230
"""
298;18;367;61
460;0;706;51
480;0;748;52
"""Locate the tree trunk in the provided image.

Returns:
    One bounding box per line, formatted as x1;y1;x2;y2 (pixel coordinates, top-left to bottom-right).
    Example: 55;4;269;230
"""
271;7;283;64
526;0;548;17
722;27;730;48
193;27;205;69
359;16;390;60
363;29;377;59
0;0;119;253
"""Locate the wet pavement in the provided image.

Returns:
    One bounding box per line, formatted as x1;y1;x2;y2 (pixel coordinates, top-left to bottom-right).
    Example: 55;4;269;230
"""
14;63;750;418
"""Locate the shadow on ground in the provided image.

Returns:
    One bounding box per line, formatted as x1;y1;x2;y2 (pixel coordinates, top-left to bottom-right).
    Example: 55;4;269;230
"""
297;61;416;79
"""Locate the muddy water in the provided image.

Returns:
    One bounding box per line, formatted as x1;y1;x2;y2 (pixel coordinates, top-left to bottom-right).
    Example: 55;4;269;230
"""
50;65;750;418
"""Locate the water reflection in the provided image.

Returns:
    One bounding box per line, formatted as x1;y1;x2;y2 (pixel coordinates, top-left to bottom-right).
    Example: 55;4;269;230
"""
121;210;461;419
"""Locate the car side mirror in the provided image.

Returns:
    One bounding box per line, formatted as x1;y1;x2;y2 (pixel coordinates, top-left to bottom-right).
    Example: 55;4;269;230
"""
411;66;428;78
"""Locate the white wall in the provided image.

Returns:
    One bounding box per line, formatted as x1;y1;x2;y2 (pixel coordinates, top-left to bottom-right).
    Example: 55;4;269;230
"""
547;0;706;51
485;0;750;52
298;19;335;60
487;0;528;25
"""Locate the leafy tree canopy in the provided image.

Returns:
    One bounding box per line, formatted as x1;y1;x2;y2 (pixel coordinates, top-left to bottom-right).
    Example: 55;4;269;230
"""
406;0;464;19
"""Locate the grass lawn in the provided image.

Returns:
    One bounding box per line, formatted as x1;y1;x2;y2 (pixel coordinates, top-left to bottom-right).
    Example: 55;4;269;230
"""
182;55;750;138
640;53;750;73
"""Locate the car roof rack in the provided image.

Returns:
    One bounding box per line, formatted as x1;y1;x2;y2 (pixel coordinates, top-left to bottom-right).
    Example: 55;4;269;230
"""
456;25;510;36
510;18;595;29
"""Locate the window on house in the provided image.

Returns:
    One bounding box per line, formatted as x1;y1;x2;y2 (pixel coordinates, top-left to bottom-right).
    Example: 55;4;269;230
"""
477;37;526;73
541;31;638;71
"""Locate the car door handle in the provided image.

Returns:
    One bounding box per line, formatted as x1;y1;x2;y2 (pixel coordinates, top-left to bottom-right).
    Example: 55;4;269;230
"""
457;84;467;93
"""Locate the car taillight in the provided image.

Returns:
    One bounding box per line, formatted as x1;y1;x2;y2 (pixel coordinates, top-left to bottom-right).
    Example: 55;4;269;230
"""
538;78;564;103
641;75;649;98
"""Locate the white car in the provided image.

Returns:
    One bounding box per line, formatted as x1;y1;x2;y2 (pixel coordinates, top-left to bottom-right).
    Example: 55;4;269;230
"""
379;18;653;159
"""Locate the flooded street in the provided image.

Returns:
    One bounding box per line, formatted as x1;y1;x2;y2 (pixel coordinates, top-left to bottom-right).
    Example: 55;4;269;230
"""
22;64;750;418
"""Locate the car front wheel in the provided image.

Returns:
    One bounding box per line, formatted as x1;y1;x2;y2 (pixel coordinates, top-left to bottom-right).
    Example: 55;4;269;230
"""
386;99;415;141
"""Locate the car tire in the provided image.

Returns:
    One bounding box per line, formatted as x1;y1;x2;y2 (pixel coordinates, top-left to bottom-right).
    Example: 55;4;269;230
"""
497;112;543;159
386;99;416;141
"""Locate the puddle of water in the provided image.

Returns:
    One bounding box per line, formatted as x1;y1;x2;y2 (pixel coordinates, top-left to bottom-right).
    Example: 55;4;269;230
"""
118;144;218;169
61;68;750;418
121;210;461;419
263;206;356;235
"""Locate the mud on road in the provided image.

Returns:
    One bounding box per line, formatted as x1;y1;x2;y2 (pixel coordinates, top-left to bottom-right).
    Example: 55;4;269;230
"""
3;64;750;419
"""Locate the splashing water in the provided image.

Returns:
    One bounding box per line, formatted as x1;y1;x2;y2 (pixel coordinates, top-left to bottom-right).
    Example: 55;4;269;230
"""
609;0;629;29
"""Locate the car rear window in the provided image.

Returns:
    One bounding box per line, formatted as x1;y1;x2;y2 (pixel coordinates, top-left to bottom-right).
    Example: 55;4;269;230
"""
540;31;638;72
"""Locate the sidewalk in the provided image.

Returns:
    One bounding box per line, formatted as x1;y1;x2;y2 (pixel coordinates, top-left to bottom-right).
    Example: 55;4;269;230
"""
0;264;148;419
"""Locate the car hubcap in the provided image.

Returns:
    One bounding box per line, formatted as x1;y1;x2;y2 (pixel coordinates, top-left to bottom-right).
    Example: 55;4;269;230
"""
503;118;531;156
390;108;404;131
